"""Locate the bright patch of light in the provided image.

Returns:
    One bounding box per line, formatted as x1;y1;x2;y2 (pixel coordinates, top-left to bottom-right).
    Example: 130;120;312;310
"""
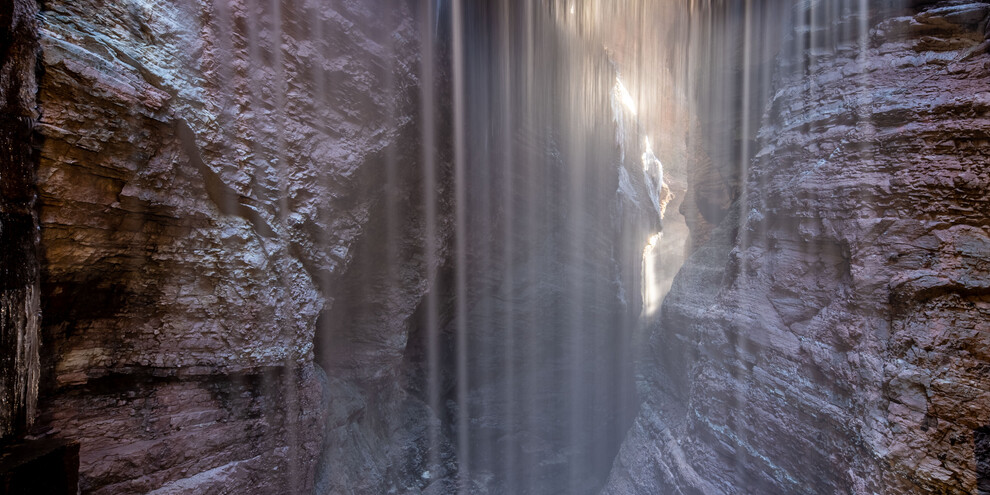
641;140;665;218
615;77;637;116
570;5;575;14
642;232;663;316
646;232;661;250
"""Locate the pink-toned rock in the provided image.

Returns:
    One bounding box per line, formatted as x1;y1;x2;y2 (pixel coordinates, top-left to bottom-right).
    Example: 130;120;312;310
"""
606;1;990;493
31;0;428;492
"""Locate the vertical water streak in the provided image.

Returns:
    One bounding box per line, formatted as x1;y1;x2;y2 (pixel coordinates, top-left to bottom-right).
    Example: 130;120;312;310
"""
736;0;756;479
208;0;235;148
242;0;269;222
267;0;303;490
857;0;871;163
450;0;470;489
271;0;288;222
497;2;517;490
313;0;336;370
474;7;496;476
380;0;399;412
419;0;441;474
565;46;585;494
522;5;538;491
739;0;754;261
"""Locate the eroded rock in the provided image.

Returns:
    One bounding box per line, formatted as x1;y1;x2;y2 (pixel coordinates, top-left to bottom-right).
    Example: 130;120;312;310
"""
606;1;990;493
31;0;431;492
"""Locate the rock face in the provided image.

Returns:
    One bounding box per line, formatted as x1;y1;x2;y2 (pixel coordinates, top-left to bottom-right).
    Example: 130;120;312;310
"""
28;0;433;493
8;0;988;493
606;1;990;494
24;1;658;492
1;0;41;442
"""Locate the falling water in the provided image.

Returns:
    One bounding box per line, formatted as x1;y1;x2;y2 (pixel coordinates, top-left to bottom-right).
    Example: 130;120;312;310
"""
400;1;916;492
415;2;672;492
20;0;990;493
203;0;908;492
177;0;668;490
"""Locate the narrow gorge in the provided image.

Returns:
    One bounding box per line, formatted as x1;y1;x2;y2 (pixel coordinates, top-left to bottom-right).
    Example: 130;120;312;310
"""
1;1;988;494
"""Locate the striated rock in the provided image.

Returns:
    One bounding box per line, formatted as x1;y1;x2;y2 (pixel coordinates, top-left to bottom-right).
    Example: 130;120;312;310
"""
11;0;988;493
39;365;325;495
29;0;431;492
606;1;990;494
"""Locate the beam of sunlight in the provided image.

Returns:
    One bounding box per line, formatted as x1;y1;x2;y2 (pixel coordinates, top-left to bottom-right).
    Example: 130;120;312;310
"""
614;76;637;116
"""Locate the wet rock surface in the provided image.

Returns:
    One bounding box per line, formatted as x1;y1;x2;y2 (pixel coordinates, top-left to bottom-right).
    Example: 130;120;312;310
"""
7;0;988;493
29;0;434;492
606;1;990;494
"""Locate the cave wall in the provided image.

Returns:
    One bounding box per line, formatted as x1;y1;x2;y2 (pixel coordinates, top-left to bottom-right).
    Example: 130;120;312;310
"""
26;0;432;493
605;1;990;493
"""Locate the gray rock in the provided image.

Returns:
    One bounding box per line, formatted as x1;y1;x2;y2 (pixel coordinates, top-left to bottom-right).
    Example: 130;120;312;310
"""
605;1;990;493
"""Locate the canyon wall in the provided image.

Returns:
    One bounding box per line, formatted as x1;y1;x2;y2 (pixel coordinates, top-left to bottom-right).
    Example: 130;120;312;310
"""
6;0;988;493
23;0;437;493
606;1;990;493
9;0;656;492
1;0;41;442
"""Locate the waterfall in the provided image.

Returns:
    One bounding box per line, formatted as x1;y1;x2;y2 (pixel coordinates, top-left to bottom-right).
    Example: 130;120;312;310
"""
402;3;678;492
12;0;990;493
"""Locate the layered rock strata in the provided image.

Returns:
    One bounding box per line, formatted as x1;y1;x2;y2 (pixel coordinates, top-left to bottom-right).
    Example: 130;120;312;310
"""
28;0;434;493
606;1;990;493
